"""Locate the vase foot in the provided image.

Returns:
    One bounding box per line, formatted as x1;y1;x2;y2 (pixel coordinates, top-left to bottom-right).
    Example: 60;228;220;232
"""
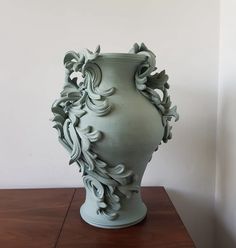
80;201;147;229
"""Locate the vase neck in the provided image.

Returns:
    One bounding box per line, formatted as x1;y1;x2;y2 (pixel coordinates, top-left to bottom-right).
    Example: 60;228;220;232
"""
94;57;144;90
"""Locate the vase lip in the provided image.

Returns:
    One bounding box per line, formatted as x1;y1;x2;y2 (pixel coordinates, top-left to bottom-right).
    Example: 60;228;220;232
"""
96;53;147;63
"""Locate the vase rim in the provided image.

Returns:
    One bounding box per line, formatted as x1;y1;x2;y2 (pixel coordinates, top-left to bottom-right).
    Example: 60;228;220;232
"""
96;53;147;62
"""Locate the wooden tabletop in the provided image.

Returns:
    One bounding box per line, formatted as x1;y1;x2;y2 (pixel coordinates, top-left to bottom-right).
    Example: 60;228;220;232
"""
0;187;195;248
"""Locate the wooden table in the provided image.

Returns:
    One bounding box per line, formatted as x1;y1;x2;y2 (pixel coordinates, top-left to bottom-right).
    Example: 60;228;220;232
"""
0;187;195;248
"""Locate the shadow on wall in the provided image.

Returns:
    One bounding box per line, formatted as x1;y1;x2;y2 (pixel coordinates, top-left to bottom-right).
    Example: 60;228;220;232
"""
215;95;236;248
169;187;236;248
215;216;236;248
167;189;214;248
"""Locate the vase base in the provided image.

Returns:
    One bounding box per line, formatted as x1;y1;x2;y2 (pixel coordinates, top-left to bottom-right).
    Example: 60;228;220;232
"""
80;202;147;229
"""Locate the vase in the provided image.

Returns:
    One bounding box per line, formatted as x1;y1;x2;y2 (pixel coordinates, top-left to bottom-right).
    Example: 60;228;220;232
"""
51;43;179;229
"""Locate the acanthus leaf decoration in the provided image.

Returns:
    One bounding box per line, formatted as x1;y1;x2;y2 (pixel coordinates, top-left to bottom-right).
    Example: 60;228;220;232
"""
129;42;179;144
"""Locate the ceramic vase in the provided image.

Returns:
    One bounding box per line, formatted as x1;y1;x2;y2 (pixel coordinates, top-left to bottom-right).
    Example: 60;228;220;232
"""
51;43;179;228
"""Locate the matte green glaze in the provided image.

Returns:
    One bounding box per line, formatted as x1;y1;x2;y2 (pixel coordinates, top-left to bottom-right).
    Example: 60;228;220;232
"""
51;43;179;228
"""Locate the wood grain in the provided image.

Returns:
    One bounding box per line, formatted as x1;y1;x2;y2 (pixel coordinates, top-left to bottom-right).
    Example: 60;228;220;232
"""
0;188;75;248
57;187;195;248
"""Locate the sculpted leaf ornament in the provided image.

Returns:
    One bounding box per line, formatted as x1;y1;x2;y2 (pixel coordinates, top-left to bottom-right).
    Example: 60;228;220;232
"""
129;43;179;143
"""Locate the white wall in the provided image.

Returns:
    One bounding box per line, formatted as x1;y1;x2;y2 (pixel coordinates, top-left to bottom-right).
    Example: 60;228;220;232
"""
0;1;219;247
215;0;236;247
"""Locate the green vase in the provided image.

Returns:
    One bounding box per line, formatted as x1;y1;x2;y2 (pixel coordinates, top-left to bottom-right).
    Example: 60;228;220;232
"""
51;43;179;228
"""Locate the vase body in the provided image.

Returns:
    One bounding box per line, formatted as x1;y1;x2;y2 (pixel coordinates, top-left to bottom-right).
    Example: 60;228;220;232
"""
51;44;179;229
79;54;164;228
